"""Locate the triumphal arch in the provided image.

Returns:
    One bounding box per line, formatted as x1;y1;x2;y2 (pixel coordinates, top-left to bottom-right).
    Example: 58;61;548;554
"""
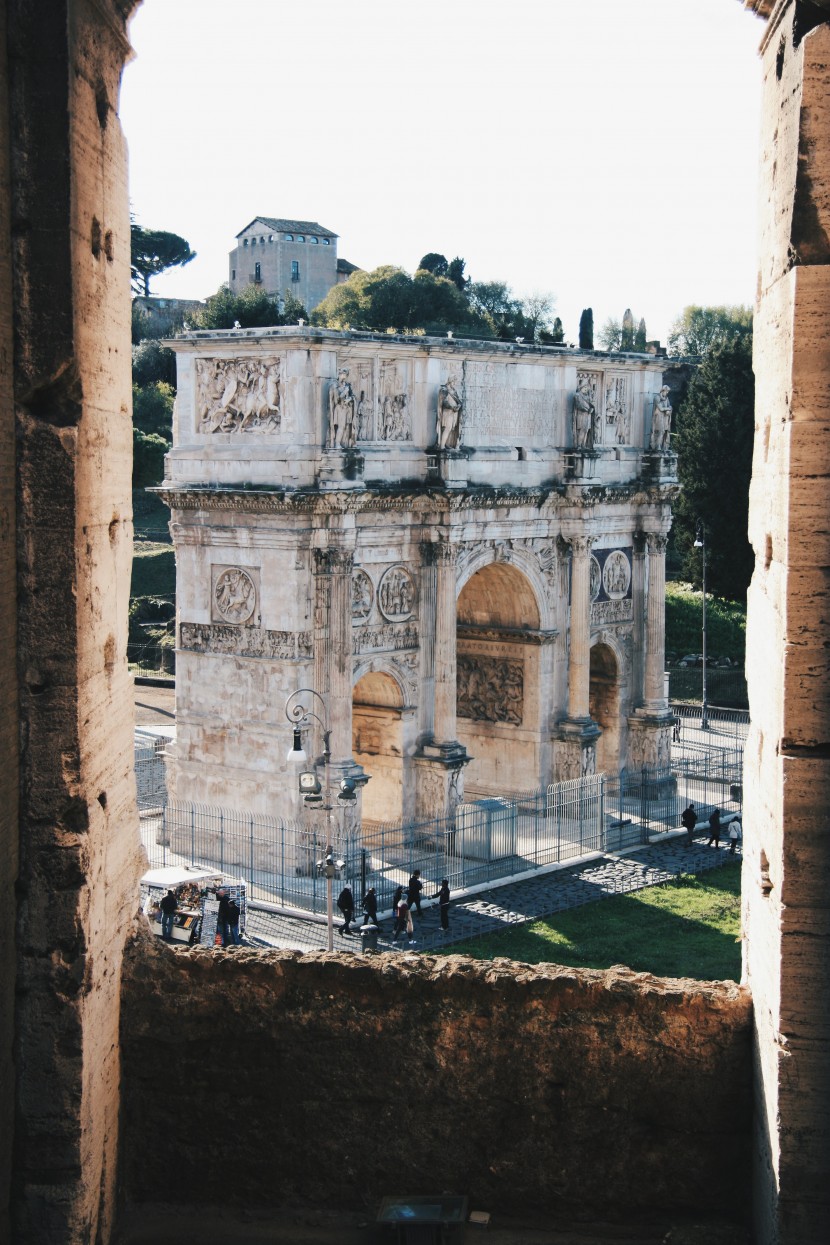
161;329;677;823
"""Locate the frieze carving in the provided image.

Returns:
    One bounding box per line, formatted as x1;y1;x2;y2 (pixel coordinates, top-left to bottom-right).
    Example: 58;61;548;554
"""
603;549;631;598
605;374;630;444
352;568;374;621
213;566;258;624
314;548;354;576
457;655;524;725
180;622;312;660
378;566;416;620
352;622;419;653
196;357;281;434
589;555;602;601
591;597;633;624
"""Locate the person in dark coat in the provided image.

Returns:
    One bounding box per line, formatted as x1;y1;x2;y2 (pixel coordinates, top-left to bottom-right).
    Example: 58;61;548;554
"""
337;885;355;935
159;888;177;941
215;888;231;946
226;897;242;945
362;886;380;928
435;878;451;932
707;808;722;849
407;869;423;917
391;884;403;917
681;802;697;847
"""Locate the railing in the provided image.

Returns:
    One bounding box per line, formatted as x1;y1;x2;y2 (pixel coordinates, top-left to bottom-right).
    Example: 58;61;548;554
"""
138;755;743;919
128;639;175;680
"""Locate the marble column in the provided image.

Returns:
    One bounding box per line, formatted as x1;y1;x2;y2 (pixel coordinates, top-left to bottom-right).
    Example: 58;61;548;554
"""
433;537;459;746
313;547;354;764
643;533;668;712
567;536;594;721
631;532;647;707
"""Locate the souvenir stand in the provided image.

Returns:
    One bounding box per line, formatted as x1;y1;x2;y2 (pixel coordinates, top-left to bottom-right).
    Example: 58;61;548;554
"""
141;865;247;945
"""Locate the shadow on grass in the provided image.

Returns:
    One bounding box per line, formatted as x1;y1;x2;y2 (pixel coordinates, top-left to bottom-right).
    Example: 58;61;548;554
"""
437;861;742;982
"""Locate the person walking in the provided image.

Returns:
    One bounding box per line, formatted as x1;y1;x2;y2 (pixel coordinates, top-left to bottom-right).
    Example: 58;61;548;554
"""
391;884;403;919
435;878;451;933
362;885;380;929
159;888;177;941
728;816;742;855
392;893;410;942
707;808;722;849
407;870;423;917
336;885;355;936
681;802;697;847
226;896;242;945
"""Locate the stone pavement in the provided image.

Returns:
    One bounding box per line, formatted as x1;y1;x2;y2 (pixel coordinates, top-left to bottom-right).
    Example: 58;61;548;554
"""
241;828;741;957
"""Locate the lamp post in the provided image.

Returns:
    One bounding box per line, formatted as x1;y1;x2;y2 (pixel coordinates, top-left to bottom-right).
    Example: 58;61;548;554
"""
285;689;336;949
693;523;709;730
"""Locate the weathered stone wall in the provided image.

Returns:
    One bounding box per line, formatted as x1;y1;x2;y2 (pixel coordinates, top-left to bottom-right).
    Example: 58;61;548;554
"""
121;934;752;1226
2;1;144;1240
743;3;830;1242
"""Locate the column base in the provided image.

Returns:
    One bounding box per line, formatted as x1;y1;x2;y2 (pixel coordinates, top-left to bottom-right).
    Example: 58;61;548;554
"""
626;713;673;770
413;741;471;821
554;718;601;781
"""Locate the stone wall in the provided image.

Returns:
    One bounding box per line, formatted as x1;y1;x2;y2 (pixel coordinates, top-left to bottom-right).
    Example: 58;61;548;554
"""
120;933;752;1227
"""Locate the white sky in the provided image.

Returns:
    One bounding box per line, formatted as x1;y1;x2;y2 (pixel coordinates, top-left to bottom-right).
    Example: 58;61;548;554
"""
121;0;764;345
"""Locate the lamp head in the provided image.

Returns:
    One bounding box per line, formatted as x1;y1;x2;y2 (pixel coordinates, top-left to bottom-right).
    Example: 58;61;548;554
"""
298;770;322;796
286;726;308;767
338;777;357;802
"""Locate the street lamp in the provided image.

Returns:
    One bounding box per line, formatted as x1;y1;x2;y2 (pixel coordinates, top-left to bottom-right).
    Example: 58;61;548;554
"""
285;689;335;948
693;523;709;730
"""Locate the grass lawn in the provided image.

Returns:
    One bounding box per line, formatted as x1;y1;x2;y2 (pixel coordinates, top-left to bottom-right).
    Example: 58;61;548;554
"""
665;581;746;662
437;861;742;982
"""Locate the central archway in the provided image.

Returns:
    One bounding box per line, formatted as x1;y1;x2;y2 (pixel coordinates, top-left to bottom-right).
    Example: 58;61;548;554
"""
455;562;546;796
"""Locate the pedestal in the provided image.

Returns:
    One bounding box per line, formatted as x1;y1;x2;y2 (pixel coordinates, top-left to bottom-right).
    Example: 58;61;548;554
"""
554;717;601;781
413;744;470;823
426;447;469;489
319;448;365;489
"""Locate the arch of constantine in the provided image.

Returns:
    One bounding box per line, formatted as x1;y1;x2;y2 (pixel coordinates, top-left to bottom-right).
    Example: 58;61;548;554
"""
161;330;678;822
1;2;829;1243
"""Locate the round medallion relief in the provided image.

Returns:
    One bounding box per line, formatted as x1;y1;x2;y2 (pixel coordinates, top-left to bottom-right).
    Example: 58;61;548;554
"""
214;567;257;624
589;555;602;602
602;550;631;600
352;568;374;622
377;565;416;622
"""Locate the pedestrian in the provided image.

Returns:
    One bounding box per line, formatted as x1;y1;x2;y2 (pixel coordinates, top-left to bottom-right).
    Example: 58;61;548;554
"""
681;802;697;847
673;716;682;743
435;878;451;932
336;885;355;935
391;884;403;917
392;893;410;942
362;885;380;929
728;816;742;855
407;869;423;917
226;896;242;945
215;887;231;947
707;808;722;849
159;888;177;941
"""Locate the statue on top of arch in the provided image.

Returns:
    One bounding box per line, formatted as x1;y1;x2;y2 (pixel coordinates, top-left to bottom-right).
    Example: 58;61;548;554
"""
436;377;463;449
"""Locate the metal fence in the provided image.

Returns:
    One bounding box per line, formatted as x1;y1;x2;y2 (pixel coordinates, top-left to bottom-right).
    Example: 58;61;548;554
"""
139;756;743;919
129;639;175;680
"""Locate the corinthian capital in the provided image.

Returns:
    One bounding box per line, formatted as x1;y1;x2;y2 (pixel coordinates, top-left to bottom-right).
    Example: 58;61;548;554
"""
313;547;354;575
566;535;595;558
646;533;668;556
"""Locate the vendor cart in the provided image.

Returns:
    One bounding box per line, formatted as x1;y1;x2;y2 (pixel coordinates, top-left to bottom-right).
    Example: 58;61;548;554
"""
141;865;247;946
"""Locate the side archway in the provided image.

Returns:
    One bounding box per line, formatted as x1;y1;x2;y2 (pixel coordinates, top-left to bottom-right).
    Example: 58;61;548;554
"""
589;641;621;774
352;668;410;825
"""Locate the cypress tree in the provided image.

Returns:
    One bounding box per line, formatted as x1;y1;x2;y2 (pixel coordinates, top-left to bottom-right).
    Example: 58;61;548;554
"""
579;308;594;350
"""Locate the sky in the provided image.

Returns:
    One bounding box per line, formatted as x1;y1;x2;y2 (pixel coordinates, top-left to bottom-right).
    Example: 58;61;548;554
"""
121;0;764;345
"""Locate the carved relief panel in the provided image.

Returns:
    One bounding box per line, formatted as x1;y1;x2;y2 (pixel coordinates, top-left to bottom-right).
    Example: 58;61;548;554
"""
457;655;524;725
377;565;416;621
196;357;282;434
589;548;632;624
211;565;260;625
604;372;630;444
378;359;412;441
351;568;374;621
351;360;375;442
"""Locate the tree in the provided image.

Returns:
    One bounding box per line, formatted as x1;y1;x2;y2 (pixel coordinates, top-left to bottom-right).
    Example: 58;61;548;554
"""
540;317;564;345
192;283;284;330
667;304;752;357
311;265;485;335
281;291;309;323
132;339;177;388
673;332;755;599
447;256;468;292
520;291;556;341
132;380;175;440
131;224;196;296
468;280;517;321
634;317;647;352
621;308;635;351
579;308;594;350
133;428;169;487
418;252;449;277
598;316;622;351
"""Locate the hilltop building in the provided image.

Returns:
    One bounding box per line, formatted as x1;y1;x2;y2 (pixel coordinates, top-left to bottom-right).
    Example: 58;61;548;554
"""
228;216;358;314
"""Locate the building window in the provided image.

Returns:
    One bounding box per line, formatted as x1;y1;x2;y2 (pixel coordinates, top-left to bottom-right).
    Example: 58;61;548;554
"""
310;236;318;244
243;238;249;246
260;236;265;243
291;260;299;282
232;269;236;280
296;235;304;243
251;237;256;245
268;234;275;242
254;261;261;283
322;238;330;245
284;233;293;241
